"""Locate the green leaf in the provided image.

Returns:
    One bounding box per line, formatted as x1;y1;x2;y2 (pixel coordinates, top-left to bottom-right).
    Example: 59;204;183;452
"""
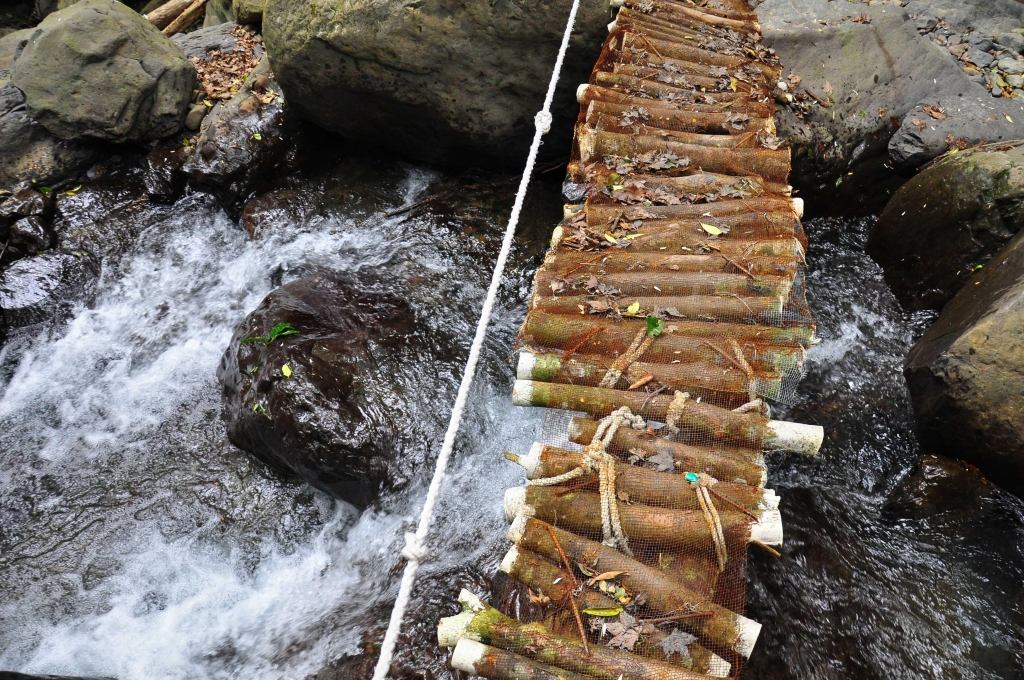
269;322;299;341
835;176;843;187
38;187;51;195
252;402;266;413
699;222;722;236
646;315;665;337
576;562;596;577
973;264;983;271
626;301;641;315
240;334;270;344
607;172;622;187
582;605;624;617
252;133;262;140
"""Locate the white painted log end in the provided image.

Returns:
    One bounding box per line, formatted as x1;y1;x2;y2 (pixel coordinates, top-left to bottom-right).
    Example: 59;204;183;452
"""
607;19;617;32
791;197;804;218
511;379;534;407
749;507;783;547
551;225;564;248
450;638;488;673
499;545;519;574
504;487;526;523
576;83;589;103
567;418;583;442
517;442;544;478
707;654;732;677
507;510;531;543
733;614;762;658
610;0;624;7
437;610;476;647
765;420;823;456
516;351;536;380
457;589;486;611
563;203;583;220
759;488;780;511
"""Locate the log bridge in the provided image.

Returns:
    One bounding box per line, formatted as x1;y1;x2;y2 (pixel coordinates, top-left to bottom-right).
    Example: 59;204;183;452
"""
438;0;821;677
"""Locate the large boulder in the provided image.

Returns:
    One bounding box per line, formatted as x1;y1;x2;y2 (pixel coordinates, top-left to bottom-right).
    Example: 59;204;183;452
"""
263;0;606;166
218;274;417;508
182;55;293;200
904;227;1024;497
11;0;196;143
0;30;104;190
758;0;1021;209
866;144;1024;310
884;454;993;522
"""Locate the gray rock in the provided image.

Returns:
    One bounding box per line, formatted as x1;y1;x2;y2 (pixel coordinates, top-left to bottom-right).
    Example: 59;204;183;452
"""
968;37;995;52
997;55;1024;74
233;0;264;24
904;226;1024;498
1008;74;1024;89
182;56;292;200
911;0;1024;38
867;145;1024;310
263;0;607;165
965;47;995;68
0;30;104;190
204;0;235;27
171;21;239;59
995;32;1024;54
11;0;196;143
914;13;938;32
9;215;53;253
0;251;94;328
185;103;207;131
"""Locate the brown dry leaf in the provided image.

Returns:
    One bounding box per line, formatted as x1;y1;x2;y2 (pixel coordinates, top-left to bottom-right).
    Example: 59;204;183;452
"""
911;118;927;131
922;104;947;120
549;279;565;294
588;570;627;585
788;72;802;87
823;81;834;96
878;106;887;118
852;13;871;23
527;589;551;605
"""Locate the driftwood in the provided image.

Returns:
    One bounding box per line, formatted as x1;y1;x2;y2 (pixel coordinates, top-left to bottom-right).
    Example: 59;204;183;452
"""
161;0;207;36
145;0;192;28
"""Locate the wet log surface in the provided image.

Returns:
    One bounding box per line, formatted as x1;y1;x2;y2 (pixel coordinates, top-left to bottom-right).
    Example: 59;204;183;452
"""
438;0;820;676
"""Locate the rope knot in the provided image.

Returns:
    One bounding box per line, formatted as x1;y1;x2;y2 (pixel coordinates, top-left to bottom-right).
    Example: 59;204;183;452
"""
401;532;428;563
535;110;553;134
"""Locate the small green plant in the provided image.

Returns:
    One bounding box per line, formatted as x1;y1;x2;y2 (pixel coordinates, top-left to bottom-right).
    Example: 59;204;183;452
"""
646;315;665;337
241;322;300;344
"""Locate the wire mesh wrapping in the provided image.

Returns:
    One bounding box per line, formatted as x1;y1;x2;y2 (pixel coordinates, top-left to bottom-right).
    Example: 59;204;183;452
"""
436;0;822;677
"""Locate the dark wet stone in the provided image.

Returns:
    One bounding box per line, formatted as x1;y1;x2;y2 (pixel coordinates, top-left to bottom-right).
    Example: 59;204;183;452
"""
885;455;993;520
0;185;54;222
0;250;94;328
240;188;314;238
140;146;186;203
9;215;53;253
54;179;165;264
218;274;416;508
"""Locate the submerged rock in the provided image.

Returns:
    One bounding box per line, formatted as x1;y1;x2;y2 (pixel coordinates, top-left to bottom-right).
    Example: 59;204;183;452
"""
263;0;606;165
0;250;95;329
904;227;1024;498
11;0;196;143
885;454;993;521
218;274;416;507
867;144;1024;311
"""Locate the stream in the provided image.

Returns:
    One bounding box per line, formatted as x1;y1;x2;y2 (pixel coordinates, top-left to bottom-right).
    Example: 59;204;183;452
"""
0;151;1022;679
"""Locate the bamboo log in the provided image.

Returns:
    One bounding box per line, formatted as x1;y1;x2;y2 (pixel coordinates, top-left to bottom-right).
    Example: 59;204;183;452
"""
611;16;755;55
577;126;790;183
510;442;777;509
577;164;790;197
504;486;783;548
450;638;589;680
619;31;765;73
540;250;802;278
516;350;784;404
508;518;762;657
514;380;823;455
588;113;760;148
531;294;786;325
439;590;711;680
618;5;762;36
161;0;207;35
146;0;193;28
643;0;757;22
498;546;732;677
552;224;805;257
584;196;796;222
610;63;768;96
591;72;768;112
613;8;762;50
583;100;774;136
578;83;772;117
536;267;791;297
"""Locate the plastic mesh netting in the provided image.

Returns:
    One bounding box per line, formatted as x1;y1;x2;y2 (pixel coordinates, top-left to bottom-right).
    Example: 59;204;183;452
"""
436;0;821;677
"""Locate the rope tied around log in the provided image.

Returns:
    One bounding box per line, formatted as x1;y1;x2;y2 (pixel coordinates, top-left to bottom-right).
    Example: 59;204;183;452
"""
527;406;646;556
665;390;690;432
598;328;656;388
686;471;729;572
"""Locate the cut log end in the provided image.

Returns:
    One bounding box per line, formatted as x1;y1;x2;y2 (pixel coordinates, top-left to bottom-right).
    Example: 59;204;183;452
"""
499;545;519;574
734;615;762;658
792;197;804;218
450;638;488;673
516;351;536;381
749;507;783;546
504;486;527;522
576;83;590;104
708;654;732;677
765;420;824;455
508;510;531;543
438;610;476;647
760;488;780;511
511;379;534;408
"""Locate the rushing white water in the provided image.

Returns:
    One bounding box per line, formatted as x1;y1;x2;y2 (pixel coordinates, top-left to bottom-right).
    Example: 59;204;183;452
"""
0;165;543;678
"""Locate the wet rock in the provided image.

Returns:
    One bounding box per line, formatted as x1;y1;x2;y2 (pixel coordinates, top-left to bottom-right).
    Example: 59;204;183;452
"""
11;0;196;143
263;0;606;165
182;55;292;201
240;187;307;238
867;144;1024;310
904;227;1024;498
218;274;416;508
139;145;186;202
0;185;54;222
171;21;239;59
9;215;53;253
0;30;105;190
885;455;992;521
997;55;1024;74
0;250;95;328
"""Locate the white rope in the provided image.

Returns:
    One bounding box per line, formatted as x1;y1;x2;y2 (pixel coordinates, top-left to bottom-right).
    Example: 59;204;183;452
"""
370;0;583;675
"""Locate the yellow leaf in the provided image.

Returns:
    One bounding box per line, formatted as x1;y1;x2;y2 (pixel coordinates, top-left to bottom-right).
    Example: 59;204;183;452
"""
1006;114;1015;123
622;233;645;240
730;77;738;92
626;301;640;315
282;364;292;378
603;233;619;244
700;222;723;236
582;605;624;617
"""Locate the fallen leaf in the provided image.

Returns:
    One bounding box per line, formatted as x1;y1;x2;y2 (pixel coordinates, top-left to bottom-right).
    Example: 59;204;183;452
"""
589;571;626;584
788;72;802;87
922;104;947;120
1006;113;1015;123
700;223;723;236
646;315;665;337
528;589;551;605
583;605;624;617
648;451;675;472
281;364;292;378
626;301;641;315
823;81;834;96
911;117;927;131
577;563;597;577
656;629;698;660
550;279;566;294
252;133;263;140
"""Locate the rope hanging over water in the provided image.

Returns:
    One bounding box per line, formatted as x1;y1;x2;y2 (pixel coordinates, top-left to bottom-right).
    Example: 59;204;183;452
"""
369;0;584;676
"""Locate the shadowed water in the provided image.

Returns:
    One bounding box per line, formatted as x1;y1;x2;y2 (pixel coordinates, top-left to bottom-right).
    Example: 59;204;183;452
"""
0;158;1022;679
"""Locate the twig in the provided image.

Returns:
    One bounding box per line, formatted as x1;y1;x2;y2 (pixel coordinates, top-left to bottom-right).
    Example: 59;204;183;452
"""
728;293;757;318
639;610;716;624
700;339;747;374
804;88;831;108
0;239;9;262
639;382;669;412
543;524;590;654
721;254;754;278
708;487;760;522
560;327;603;361
751;539;781;557
383;192;446;218
638;34;663;59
